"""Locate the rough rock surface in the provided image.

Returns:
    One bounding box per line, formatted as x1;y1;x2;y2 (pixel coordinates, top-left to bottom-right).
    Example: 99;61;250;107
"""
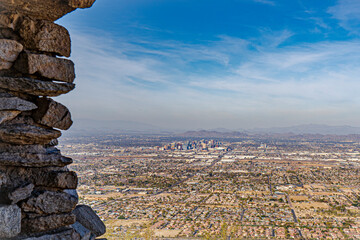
1;183;34;204
0;151;72;167
0;110;20;124
0;143;55;154
21;191;78;214
21;228;80;240
0;92;37;111
32;98;73;130
0;39;23;70
71;221;92;240
0;166;78;190
0;183;34;205
0;13;20;29
17;19;71;57
64;189;79;202
0;204;21;238
0;77;75;96
22;213;76;233
35;171;78;189
15;51;75;83
68;0;97;9
73;205;106;237
0;0;96;21
0;28;21;41
0;123;61;145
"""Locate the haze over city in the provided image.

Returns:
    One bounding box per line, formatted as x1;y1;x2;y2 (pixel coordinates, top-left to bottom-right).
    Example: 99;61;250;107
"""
57;0;360;130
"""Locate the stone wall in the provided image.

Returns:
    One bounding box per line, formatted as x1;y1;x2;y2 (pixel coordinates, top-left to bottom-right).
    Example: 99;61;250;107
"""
0;1;106;239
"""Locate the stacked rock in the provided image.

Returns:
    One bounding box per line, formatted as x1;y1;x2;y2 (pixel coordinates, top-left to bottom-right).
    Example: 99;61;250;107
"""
0;0;106;239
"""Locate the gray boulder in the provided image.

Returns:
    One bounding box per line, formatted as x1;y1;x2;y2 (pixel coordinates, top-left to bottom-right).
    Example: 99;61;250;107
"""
0;166;78;190
0;1;95;22
17;18;71;57
32;98;73;130
0;123;61;145
0;143;56;154
0;204;21;238
22;213;76;233
15;51;75;83
0;110;21;124
0;76;75;97
22;228;80;240
36;170;78;189
0;151;72;167
72;221;92;240
0;92;37;111
6;183;34;204
21;191;78;214
0;39;23;70
0;92;37;124
73;205;106;237
64;189;79;201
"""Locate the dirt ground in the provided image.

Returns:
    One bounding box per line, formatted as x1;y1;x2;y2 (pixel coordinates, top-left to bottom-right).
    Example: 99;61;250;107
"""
154;229;182;238
290;195;309;201
293;202;330;209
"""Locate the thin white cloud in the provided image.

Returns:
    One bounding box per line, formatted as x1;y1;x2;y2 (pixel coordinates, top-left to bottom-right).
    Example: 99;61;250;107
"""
58;28;360;129
191;40;360;103
309;17;330;30
328;0;360;33
254;30;293;49
295;16;331;31
253;0;276;6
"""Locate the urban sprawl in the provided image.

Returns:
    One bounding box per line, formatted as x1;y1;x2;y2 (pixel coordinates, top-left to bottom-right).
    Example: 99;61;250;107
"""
60;134;360;239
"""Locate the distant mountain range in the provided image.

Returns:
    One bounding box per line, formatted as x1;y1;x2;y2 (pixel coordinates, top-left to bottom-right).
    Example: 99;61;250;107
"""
64;120;360;136
249;124;360;135
182;124;360;136
177;130;247;138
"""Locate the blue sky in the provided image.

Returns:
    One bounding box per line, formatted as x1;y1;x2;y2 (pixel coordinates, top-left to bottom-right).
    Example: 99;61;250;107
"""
57;0;360;129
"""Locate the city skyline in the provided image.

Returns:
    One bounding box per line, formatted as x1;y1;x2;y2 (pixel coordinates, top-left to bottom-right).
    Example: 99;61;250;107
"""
57;0;360;129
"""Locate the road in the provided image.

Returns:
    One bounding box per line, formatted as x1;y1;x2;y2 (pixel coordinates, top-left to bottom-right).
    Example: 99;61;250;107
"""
286;194;298;223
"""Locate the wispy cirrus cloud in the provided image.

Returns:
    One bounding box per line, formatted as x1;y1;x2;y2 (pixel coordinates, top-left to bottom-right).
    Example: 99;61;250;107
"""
191;40;360;103
57;26;360;129
328;0;360;33
253;0;276;6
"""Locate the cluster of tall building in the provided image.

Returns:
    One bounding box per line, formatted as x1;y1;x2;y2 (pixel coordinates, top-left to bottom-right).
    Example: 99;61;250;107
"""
162;140;222;151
